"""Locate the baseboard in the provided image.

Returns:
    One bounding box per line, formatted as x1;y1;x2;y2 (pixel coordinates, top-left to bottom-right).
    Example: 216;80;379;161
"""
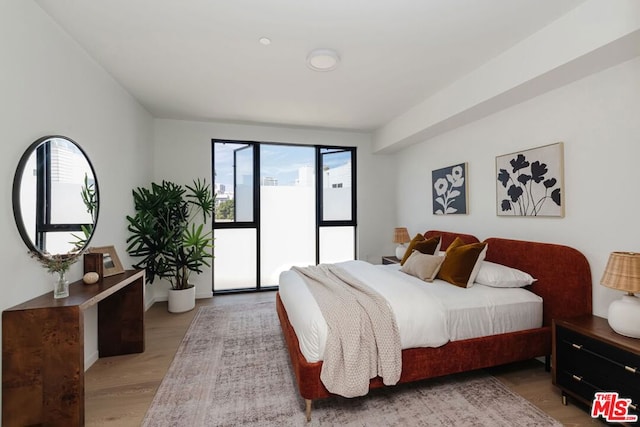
85;349;99;371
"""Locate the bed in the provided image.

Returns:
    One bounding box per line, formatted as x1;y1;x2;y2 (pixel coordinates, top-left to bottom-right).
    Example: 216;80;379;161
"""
276;230;592;421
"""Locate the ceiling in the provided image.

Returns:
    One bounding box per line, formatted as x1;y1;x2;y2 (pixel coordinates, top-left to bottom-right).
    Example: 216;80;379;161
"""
36;0;586;131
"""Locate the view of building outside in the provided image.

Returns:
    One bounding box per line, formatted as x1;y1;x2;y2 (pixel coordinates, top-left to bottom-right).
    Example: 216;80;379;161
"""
213;142;354;291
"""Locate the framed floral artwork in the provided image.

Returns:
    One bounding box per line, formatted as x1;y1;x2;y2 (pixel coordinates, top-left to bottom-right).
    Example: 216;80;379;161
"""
496;142;564;217
432;163;468;215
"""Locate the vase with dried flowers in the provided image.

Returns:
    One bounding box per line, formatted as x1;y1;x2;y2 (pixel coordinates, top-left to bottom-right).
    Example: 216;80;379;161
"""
30;251;82;298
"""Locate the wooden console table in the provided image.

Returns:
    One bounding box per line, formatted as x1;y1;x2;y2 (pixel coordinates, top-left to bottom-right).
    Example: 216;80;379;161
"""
2;269;145;426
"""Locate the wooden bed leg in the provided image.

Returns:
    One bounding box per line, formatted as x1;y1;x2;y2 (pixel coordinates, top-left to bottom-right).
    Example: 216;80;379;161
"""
305;399;312;422
545;355;551;372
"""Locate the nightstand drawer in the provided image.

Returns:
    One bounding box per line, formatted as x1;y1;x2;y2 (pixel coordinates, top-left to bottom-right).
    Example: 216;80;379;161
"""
556;326;640;401
553;317;640;417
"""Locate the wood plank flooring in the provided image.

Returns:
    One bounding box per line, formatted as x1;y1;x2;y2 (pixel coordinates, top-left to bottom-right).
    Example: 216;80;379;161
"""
85;291;599;426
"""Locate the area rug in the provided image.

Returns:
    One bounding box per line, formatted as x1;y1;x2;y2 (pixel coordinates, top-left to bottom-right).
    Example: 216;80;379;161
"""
142;301;561;426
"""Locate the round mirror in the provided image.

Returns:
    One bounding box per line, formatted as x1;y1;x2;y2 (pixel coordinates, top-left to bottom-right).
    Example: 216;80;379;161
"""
13;135;100;256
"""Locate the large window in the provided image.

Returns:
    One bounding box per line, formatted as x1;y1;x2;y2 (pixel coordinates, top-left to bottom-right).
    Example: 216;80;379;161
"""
212;140;356;292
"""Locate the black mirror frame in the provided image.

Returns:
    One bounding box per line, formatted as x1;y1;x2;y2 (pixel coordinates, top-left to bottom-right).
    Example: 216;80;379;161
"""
12;135;100;256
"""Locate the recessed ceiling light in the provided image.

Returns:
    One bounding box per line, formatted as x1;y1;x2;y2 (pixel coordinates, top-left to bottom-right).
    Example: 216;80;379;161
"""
259;37;271;46
306;49;340;72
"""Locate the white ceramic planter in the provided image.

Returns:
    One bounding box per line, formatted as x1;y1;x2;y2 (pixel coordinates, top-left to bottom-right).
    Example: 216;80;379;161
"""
168;285;196;313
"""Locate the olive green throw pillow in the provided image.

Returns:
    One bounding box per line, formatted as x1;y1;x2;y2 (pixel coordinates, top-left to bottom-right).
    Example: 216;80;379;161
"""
437;237;487;288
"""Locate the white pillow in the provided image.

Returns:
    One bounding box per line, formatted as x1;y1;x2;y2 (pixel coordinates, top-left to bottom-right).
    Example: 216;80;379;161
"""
401;251;445;282
475;261;536;288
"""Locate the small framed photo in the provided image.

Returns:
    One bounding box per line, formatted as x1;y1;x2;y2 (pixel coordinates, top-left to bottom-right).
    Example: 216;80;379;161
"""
88;245;125;277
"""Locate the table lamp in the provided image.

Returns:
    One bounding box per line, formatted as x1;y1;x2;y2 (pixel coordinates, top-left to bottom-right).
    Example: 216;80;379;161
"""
600;251;640;338
393;227;410;259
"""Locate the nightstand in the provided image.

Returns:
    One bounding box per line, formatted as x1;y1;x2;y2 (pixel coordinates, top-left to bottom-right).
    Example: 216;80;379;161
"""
552;315;640;418
381;255;400;265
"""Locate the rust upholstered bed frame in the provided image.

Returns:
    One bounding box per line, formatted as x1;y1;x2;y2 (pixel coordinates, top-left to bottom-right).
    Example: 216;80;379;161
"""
275;230;593;420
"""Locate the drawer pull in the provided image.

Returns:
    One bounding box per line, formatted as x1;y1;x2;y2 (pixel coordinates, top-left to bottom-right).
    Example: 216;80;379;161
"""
571;374;583;382
571;343;583;350
625;365;637;374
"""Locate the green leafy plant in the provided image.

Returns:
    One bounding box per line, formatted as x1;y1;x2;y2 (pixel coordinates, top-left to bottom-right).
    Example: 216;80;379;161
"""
71;173;98;250
126;179;214;290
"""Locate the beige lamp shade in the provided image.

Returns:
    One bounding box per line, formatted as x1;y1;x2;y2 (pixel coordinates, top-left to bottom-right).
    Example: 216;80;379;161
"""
600;252;640;294
393;227;410;244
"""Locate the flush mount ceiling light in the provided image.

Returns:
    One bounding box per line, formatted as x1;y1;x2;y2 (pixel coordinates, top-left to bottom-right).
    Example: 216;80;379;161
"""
259;37;271;46
306;48;340;72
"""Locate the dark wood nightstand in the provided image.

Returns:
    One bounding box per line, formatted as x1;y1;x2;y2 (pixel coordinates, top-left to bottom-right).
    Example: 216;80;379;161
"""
552;315;640;419
381;255;400;265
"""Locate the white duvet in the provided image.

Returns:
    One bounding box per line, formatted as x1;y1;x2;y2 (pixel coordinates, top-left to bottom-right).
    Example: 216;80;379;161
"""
279;260;542;363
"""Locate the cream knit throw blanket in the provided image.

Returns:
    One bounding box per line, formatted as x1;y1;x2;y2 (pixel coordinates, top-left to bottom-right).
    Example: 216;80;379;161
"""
292;264;401;398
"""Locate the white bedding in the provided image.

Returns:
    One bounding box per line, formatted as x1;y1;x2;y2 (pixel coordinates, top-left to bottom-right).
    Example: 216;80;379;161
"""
278;260;543;363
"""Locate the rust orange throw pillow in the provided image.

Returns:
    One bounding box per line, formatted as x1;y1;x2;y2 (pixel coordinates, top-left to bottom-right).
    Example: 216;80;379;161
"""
400;233;425;265
437;237;487;288
413;236;441;256
401;235;441;265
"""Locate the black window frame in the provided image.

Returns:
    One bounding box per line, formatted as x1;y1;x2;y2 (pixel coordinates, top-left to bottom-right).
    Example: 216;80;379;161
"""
212;139;357;292
34;140;91;251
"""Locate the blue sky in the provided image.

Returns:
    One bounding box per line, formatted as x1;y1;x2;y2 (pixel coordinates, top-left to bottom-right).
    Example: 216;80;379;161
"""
214;143;349;190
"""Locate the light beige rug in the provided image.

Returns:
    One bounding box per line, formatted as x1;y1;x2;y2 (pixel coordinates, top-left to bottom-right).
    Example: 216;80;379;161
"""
142;300;561;426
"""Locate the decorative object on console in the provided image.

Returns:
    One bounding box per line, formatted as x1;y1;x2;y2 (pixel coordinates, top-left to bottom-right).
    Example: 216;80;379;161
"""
432;163;468;215
83;272;100;285
600;251;640;338
84;251;104;281
393;227;410;259
29;250;81;299
88;245;125;277
496;142;563;217
126;179;214;313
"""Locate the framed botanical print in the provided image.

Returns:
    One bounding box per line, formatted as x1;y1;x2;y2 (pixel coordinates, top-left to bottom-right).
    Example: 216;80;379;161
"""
496;142;564;217
432;163;468;215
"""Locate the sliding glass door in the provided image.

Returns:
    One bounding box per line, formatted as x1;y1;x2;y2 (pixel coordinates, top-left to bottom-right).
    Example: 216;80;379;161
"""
212;140;356;292
259;144;316;286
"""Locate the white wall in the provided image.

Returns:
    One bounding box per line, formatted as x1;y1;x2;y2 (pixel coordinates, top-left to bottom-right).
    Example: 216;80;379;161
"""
1;0;153;373
152;119;396;300
395;56;640;318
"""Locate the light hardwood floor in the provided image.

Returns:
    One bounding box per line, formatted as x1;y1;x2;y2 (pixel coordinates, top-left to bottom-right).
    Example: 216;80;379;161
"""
85;291;600;426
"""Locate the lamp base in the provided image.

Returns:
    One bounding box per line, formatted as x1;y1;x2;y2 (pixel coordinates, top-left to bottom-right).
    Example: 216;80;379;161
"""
395;244;407;260
607;294;640;338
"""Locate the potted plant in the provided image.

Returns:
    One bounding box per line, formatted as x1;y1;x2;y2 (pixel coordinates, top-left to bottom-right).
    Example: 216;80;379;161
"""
126;179;214;313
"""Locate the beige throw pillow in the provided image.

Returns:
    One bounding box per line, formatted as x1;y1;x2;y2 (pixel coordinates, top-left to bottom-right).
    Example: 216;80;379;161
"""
401;251;445;282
